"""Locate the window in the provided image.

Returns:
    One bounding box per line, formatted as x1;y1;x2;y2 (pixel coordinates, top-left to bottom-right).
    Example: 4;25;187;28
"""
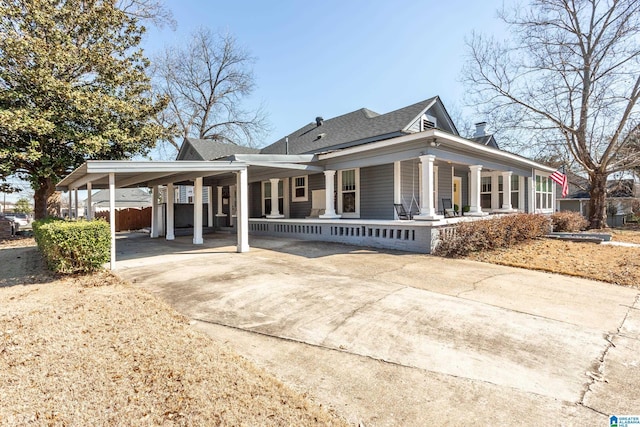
511;175;520;209
338;169;359;217
498;175;504;208
481;176;492;209
292;176;308;202
262;180;284;216
535;175;553;211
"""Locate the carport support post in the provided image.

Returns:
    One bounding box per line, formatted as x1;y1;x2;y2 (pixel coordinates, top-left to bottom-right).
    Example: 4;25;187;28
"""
166;183;175;240
236;168;249;252
193;177;203;244
86;182;93;220
109;173;116;270
207;187;213;227
150;185;159;238
74;188;79;219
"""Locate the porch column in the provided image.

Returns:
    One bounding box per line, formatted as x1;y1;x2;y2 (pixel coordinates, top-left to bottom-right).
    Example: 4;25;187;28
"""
319;170;340;219
108;173;116;270
236;168;249;253
193;177;203;244
74;188;79;219
229;185;236;226
216;186;225;216
501;171;513;210
86;182;93;220
150;185;159;238
467;165;488;216
414;155;443;221
267;178;284;218
166;183;175;240
207;186;213;228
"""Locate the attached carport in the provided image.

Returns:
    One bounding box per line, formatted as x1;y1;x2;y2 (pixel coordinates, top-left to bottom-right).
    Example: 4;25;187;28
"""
57;160;251;270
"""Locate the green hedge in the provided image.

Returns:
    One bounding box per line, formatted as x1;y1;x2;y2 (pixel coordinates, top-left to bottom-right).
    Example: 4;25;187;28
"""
33;218;110;273
433;214;551;257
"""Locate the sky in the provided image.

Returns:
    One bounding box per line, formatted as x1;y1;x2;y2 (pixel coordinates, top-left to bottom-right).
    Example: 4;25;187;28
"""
142;0;508;148
4;0;509;204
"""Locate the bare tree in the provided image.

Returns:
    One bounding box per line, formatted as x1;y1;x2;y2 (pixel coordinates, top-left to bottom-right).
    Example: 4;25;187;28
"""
463;0;640;229
154;28;269;152
117;0;175;29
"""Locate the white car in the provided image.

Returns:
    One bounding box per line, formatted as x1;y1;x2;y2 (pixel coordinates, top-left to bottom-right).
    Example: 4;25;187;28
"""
4;213;30;228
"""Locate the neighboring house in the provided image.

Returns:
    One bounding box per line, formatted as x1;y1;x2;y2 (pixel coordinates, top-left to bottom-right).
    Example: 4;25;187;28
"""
86;188;152;212
557;172;640;221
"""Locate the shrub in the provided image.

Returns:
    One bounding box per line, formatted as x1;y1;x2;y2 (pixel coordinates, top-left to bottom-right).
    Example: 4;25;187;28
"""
33;218;110;273
550;211;589;232
433;213;551;257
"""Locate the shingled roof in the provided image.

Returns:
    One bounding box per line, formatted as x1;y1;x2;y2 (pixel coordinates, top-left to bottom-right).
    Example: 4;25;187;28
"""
177;138;259;161
260;97;440;155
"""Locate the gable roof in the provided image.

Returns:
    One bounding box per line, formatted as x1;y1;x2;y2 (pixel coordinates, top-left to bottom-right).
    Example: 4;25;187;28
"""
177;138;259;161
471;134;500;149
260;97;446;155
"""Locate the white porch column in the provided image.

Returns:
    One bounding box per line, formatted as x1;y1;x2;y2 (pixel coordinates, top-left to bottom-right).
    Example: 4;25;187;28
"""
229;185;236;226
501;171;513;210
150;185;158;238
319;170;341;219
468;165;488;216
207;186;213;227
491;173;500;210
267;178;284;218
193;177;203;244
236;168;249;253
414;155;443;221
108;173;116;270
216;186;224;217
74;188;79;219
166;183;175;240
86;182;93;220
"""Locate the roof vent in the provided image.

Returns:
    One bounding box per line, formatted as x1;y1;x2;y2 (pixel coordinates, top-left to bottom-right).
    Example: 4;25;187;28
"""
474;122;487;137
316;133;326;140
316;116;324;126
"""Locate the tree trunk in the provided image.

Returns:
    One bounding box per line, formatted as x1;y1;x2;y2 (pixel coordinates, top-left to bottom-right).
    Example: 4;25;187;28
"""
588;172;608;229
33;177;55;220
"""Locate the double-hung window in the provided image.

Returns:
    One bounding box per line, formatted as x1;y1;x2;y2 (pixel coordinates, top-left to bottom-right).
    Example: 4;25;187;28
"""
338;169;359;217
535;175;553;211
481;176;492;209
292;176;308;202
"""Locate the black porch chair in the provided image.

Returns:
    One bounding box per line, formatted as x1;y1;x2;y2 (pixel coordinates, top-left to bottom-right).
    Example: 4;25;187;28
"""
394;203;413;220
442;198;459;218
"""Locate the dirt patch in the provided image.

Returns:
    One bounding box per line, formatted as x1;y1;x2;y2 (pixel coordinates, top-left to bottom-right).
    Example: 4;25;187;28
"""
0;240;346;426
466;231;640;288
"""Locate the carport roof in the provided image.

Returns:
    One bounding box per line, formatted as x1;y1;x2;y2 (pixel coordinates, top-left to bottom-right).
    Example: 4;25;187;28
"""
56;160;249;191
57;158;326;191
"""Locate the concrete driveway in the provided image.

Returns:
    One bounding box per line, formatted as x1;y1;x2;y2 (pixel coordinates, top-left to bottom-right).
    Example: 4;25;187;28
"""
115;233;639;426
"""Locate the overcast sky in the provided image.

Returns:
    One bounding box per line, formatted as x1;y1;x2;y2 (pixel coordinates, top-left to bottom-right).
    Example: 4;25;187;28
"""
143;0;508;146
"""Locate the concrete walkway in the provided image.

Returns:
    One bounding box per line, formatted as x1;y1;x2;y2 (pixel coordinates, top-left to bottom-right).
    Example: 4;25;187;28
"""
115;233;640;426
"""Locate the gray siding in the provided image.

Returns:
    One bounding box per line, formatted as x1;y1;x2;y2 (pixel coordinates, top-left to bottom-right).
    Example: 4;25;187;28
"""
400;159;420;213
360;164;394;219
249;182;262;218
289;173;324;218
454;166;469;208
437;165;452;213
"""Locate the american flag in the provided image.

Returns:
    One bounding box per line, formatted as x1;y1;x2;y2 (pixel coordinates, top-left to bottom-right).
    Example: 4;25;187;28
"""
550;168;569;198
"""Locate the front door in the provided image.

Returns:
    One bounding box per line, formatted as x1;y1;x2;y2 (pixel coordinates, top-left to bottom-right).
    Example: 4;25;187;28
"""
453;177;462;213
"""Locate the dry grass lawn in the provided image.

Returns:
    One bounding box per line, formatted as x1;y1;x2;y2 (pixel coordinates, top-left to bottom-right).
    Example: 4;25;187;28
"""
466;226;640;288
0;238;346;426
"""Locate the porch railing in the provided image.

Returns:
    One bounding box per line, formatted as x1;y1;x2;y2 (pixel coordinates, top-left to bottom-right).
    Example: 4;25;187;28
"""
248;218;438;253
